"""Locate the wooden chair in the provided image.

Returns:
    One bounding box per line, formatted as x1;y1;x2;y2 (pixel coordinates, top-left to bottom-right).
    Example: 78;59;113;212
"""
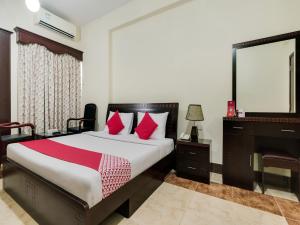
0;122;35;169
261;150;300;194
67;103;97;134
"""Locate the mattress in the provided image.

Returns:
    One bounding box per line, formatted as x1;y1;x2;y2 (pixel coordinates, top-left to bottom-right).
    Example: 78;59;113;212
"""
6;131;174;207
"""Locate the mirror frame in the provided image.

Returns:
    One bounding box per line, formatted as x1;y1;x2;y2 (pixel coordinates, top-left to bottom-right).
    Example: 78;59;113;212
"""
232;30;300;117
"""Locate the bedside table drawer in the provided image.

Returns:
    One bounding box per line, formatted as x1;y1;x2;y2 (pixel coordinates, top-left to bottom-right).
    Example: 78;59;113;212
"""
177;160;209;179
177;145;208;162
176;139;211;184
223;121;252;135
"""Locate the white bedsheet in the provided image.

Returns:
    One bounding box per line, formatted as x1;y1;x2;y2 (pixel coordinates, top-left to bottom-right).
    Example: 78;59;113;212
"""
6;131;174;207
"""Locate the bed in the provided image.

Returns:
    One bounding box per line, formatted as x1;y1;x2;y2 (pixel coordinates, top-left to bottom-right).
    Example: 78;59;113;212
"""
3;103;178;225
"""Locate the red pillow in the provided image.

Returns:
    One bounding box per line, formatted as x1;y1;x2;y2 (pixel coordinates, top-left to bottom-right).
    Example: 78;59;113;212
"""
135;112;158;140
106;111;125;135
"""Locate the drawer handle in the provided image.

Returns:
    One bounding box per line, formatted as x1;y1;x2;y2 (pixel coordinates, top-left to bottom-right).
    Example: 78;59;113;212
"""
187;166;197;170
233;126;244;130
189;152;197;155
281;129;295;133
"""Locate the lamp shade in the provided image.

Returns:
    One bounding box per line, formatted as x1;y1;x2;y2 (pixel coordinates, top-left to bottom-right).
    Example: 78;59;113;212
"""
186;104;204;121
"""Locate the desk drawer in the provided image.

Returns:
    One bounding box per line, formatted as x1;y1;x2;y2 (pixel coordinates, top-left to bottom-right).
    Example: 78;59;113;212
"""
255;123;300;139
223;121;252;135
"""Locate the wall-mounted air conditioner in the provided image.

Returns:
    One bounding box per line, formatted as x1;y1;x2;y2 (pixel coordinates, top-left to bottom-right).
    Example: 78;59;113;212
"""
35;8;78;40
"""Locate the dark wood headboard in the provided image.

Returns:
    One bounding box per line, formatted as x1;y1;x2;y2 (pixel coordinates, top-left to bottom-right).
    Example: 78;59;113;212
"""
106;103;179;141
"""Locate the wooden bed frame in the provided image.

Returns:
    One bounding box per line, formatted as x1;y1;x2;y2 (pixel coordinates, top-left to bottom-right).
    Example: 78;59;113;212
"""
3;103;178;225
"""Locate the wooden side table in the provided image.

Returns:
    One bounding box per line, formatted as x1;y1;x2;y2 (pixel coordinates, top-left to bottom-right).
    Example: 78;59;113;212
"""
176;139;211;184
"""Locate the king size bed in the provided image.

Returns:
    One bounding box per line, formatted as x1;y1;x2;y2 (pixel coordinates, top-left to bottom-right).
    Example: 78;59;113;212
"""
3;103;178;225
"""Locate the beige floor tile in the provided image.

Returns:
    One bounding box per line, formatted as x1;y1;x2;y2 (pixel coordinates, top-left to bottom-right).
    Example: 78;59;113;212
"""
0;179;291;225
148;182;194;209
0;198;26;225
100;213;129;225
126;220;141;225
180;208;233;225
131;183;186;225
230;203;287;225
182;205;287;225
186;192;234;225
131;201;185;225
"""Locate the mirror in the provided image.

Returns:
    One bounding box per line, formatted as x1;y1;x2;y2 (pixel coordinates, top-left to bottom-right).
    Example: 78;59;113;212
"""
235;39;296;113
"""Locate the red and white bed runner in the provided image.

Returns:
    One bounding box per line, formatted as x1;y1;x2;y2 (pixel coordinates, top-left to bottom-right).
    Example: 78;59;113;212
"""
21;139;131;198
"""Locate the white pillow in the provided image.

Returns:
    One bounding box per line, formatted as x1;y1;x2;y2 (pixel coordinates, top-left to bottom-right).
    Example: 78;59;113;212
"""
136;112;169;139
105;111;134;135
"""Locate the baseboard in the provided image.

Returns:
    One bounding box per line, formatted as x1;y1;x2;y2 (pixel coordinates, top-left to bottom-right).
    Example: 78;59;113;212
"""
209;163;290;189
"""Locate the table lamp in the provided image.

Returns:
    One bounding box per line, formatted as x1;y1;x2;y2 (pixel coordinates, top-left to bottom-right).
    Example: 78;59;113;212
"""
186;104;204;142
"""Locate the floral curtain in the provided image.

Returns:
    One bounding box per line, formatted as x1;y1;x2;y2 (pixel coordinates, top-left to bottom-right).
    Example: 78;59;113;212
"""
18;44;81;133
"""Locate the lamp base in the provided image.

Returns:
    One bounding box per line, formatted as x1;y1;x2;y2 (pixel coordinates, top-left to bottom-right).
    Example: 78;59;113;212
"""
190;126;198;142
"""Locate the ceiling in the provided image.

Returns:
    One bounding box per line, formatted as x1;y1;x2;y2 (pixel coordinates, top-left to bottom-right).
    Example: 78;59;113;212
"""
39;0;132;25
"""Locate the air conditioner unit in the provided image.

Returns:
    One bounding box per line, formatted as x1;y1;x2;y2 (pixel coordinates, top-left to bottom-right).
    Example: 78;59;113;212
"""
35;8;77;40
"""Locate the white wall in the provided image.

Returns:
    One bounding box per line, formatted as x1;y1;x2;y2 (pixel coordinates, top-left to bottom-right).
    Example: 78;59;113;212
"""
82;0;300;164
237;39;295;113
0;0;83;123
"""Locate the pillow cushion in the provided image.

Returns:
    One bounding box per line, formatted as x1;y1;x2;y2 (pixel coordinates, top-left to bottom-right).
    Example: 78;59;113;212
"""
136;112;169;139
135;112;158;140
105;111;134;134
106;111;125;135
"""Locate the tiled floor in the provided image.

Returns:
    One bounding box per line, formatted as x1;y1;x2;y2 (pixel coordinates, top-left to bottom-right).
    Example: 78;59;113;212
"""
165;172;300;225
0;172;299;225
254;184;300;202
0;178;290;225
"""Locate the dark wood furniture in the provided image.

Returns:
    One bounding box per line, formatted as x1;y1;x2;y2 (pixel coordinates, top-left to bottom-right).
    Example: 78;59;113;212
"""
106;103;178;142
3;103;178;225
67;103;97;134
261;150;300;194
176;139;211;184
228;31;300;199
223;117;300;200
0;122;35;174
0;28;12;132
223;118;254;190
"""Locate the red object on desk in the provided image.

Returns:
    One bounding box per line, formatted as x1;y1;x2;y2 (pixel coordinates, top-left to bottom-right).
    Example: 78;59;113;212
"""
227;101;236;117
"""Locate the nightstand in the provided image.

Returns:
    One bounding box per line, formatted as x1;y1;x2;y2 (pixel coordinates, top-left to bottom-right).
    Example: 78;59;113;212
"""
176;139;211;184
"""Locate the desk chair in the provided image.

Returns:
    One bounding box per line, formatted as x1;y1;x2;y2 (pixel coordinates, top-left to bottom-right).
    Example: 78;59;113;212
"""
261;150;299;194
67;103;97;134
0;122;35;170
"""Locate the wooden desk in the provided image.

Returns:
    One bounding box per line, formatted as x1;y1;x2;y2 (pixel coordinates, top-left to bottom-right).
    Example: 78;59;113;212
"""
223;117;300;199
